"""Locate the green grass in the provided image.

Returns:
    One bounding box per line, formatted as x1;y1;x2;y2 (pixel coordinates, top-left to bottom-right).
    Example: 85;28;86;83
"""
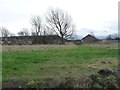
2;45;118;87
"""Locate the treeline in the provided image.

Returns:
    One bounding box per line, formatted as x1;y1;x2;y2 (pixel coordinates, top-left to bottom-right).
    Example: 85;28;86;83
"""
0;8;76;40
106;33;120;40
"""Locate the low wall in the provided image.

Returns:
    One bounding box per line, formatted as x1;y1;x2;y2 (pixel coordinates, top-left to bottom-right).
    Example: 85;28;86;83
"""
1;35;65;45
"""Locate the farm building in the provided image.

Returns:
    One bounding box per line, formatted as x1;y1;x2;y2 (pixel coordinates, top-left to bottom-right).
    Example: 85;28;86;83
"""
1;35;66;45
81;34;99;43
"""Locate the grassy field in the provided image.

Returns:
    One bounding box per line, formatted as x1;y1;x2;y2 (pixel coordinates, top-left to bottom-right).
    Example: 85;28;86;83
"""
2;43;118;88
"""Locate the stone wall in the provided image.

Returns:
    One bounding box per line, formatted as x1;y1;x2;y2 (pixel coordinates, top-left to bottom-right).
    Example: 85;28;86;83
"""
1;35;65;45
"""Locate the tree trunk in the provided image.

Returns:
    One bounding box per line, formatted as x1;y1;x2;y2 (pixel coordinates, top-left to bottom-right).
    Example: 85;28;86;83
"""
61;35;65;44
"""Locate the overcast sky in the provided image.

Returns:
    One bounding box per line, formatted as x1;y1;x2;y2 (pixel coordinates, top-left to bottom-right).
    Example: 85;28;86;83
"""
0;0;119;38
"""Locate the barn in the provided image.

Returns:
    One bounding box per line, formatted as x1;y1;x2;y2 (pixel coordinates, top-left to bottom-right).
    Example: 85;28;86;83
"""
81;34;99;43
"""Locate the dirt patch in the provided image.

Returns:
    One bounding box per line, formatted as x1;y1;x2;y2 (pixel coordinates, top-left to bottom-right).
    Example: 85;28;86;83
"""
2;45;76;51
0;45;2;52
83;42;118;49
85;57;118;70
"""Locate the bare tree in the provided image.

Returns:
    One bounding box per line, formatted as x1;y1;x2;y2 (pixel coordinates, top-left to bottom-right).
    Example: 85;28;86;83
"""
43;25;55;35
106;34;112;40
106;33;119;40
18;28;29;36
46;8;75;40
30;16;42;36
10;33;15;37
0;27;11;37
